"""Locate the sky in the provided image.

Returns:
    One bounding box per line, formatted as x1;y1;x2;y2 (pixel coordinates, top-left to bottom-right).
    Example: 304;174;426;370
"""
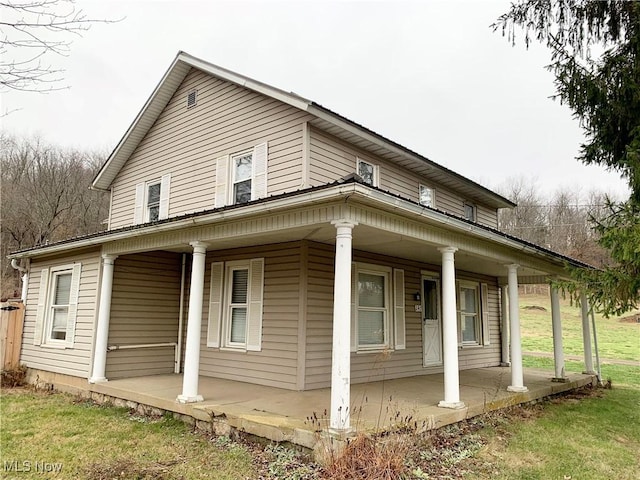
0;0;630;200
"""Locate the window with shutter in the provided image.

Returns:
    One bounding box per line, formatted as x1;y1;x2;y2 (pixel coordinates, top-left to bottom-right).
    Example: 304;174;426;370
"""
134;175;171;224
36;263;82;348
214;259;264;351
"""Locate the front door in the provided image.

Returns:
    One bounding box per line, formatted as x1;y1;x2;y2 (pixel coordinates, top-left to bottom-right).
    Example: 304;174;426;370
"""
422;276;443;366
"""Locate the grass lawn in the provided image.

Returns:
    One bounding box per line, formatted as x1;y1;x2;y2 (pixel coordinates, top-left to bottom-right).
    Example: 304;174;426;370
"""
470;377;640;480
519;292;640;362
1;293;637;480
0;390;256;480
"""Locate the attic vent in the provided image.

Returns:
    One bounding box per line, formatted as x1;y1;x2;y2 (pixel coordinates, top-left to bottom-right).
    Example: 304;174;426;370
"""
187;89;197;108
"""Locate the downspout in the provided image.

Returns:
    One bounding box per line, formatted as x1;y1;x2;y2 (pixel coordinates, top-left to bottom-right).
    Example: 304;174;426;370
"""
176;253;187;374
10;259;29;303
590;309;603;386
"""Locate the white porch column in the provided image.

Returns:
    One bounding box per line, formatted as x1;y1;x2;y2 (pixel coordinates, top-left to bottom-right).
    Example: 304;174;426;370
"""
330;220;356;431
89;254;118;383
506;264;527;393
580;292;595;374
550;286;566;381
438;246;464;409
500;285;510;366
177;242;208;403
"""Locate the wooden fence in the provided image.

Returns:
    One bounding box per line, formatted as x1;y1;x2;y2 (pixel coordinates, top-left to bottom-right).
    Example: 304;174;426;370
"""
1;300;24;371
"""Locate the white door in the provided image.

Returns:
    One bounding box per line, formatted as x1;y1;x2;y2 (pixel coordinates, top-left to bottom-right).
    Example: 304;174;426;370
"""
423;277;443;366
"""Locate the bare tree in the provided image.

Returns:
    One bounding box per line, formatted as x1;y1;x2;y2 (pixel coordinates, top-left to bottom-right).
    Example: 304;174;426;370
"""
496;176;548;245
1;0;117;92
1;133;109;297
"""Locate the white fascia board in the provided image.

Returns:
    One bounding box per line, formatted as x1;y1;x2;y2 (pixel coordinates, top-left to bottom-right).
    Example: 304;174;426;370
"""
10;182;577;272
178;52;312;111
92;53;190;190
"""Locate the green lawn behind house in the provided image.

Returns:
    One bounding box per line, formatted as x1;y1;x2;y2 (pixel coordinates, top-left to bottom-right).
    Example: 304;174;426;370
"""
518;292;639;362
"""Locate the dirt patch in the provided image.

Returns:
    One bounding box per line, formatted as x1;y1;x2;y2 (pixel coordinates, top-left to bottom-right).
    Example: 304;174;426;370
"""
523;305;547;311
618;313;640;323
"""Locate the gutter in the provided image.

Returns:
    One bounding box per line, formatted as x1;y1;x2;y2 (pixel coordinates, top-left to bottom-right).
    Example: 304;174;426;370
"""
7;180;589;273
10;259;29;302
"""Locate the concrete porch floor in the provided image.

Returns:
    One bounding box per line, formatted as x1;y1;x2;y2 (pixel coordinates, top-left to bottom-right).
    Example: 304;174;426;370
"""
90;367;596;449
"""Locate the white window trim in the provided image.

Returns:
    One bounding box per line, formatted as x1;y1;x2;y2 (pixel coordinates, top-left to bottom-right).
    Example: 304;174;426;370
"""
229;149;254;206
35;263;81;349
222;261;250;350
207;258;265;352
353;262;392;352
357;157;379;187
215;143;268;208
457;280;482;347
419;184;436;208
144;179;161;222
134;174;170;225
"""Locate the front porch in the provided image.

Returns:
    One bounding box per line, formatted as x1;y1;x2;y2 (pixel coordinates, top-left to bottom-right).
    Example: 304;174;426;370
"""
87;367;596;450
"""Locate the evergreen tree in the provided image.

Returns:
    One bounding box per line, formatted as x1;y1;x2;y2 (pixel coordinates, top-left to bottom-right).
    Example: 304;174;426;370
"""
494;0;640;316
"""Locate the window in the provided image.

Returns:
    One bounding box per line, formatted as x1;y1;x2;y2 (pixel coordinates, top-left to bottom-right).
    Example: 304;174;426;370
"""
232;152;253;204
419;185;435;207
134;174;171;224
49;271;72;341
357;158;379;187
351;263;405;352
215;143;268;208
457;281;490;346
227;267;249;345
463;203;476;222
34;263;82;348
146;181;161;222
459;282;480;344
357;270;389;348
207;259;265;352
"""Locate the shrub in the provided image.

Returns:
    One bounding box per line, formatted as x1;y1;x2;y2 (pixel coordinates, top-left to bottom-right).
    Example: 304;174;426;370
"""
1;364;27;387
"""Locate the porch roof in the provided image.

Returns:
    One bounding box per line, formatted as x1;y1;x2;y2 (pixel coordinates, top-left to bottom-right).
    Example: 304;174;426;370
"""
8;178;592;279
88;368;596;450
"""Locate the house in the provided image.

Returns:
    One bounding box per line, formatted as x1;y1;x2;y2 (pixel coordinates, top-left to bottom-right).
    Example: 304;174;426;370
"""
8;51;597;433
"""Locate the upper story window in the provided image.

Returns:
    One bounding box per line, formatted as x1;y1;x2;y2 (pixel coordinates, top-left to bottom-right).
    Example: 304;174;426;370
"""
419;185;435;208
232;152;253;204
215;143;268;208
463;202;476;222
146;181;161;222
357;158;379;187
134;174;171;225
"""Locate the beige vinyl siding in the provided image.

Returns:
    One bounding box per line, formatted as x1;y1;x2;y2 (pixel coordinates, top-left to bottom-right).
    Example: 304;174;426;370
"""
199;242;301;390
109;68;312;229
304;242;502;390
20;249;101;378
308;127;499;227
476;205;498;228
106;251;182;379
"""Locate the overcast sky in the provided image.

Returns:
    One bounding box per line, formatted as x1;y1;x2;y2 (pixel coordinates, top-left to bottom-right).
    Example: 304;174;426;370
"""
1;0;629;200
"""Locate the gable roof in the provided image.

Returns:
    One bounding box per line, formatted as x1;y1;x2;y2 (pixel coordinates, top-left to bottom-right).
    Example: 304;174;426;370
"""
92;51;515;209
